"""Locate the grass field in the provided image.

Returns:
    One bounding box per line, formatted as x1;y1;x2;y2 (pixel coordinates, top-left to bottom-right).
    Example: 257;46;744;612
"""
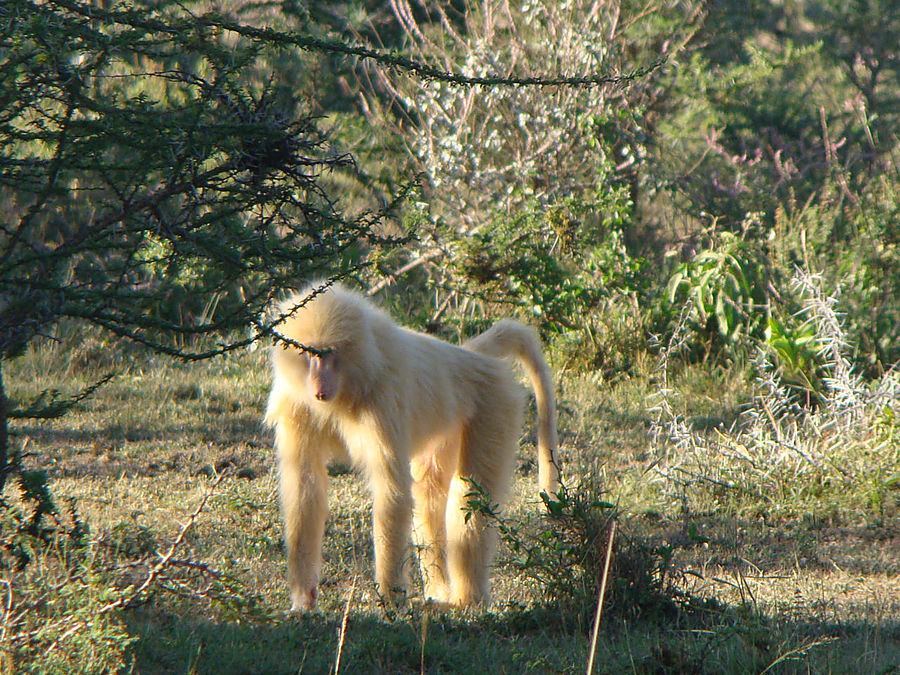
3;333;899;674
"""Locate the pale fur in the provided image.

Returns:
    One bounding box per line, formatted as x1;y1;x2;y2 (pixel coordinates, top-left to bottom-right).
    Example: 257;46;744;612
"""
264;283;560;610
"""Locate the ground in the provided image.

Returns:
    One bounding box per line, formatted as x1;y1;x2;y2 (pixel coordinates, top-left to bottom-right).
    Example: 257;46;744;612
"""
4;339;899;673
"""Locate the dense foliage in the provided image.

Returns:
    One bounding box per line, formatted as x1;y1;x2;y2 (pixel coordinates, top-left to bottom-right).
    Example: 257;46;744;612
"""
358;0;898;384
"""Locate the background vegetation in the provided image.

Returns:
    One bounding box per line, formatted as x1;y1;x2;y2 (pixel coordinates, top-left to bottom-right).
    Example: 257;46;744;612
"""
2;0;898;672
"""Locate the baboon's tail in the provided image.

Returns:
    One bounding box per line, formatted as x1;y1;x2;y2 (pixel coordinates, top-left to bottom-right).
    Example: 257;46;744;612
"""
465;319;560;494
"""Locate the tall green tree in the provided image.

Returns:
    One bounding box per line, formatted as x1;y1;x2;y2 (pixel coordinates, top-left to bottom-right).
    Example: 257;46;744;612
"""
0;0;407;488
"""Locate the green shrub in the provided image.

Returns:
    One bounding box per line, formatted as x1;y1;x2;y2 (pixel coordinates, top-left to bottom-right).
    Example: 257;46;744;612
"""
0;470;135;674
666;229;769;354
463;478;719;631
764;314;825;403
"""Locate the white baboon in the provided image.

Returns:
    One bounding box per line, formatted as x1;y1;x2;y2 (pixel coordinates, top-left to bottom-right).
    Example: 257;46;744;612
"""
264;282;559;610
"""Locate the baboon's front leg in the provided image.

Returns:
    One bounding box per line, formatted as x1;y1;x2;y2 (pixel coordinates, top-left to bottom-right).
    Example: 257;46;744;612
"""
369;445;413;604
279;442;328;611
269;394;334;611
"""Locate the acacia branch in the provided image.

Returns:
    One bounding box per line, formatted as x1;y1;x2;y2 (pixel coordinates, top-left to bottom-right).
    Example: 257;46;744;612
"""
56;162;240;259
48;0;666;89
0;101;76;266
8;374;115;420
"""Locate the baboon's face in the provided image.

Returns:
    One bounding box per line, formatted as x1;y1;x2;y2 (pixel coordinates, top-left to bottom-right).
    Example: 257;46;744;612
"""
273;343;342;405
300;349;341;403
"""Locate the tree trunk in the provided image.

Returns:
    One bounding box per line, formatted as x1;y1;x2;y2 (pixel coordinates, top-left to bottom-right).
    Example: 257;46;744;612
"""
0;362;8;491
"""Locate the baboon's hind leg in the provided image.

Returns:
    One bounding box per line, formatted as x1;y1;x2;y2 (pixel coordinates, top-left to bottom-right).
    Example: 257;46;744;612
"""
411;434;459;603
444;416;518;607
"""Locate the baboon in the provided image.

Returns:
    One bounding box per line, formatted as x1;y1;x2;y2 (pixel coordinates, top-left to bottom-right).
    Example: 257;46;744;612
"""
265;283;559;610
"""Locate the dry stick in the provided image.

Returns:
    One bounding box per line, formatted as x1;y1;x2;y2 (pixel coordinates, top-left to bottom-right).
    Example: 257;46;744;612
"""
99;471;228;614
367;250;443;296
0;578;11;646
333;579;356;675
586;519;617;675
419;606;429;675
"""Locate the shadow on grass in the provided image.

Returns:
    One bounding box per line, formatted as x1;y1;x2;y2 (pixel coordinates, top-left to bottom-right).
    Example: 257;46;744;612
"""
16;415;272;478
125;600;900;675
126;607;591;675
635;512;900;576
17;412;269;448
